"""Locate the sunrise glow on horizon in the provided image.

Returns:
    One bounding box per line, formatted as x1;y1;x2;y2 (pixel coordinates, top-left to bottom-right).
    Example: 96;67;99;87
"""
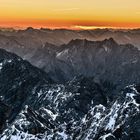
0;0;140;29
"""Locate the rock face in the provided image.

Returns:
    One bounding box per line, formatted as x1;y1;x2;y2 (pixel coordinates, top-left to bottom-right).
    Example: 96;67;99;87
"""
41;38;140;88
1;28;140;73
0;49;52;135
0;49;140;139
1;28;140;86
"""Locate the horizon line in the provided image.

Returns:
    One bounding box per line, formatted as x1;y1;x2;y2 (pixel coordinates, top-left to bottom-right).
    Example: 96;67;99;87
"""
0;26;140;31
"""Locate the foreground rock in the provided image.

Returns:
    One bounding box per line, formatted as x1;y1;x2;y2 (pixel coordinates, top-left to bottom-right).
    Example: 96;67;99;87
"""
0;49;140;140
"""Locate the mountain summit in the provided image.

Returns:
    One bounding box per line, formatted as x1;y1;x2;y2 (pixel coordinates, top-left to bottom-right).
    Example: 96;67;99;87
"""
41;38;140;87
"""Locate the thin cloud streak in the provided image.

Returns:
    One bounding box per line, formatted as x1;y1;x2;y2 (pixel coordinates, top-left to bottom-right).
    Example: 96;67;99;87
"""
52;8;80;12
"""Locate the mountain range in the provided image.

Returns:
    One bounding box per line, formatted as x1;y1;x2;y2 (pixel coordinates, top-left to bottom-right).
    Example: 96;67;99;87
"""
0;28;140;139
0;29;140;82
0;47;139;140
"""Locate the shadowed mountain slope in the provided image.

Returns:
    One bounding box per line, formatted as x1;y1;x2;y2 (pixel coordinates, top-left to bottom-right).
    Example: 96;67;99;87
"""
0;49;140;139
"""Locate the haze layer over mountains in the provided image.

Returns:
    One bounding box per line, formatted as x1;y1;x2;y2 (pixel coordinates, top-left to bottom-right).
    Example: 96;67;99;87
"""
0;28;140;83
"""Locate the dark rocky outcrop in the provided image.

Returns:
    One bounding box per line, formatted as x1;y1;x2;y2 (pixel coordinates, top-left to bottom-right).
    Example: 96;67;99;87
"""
0;49;52;136
0;42;140;139
44;38;140;88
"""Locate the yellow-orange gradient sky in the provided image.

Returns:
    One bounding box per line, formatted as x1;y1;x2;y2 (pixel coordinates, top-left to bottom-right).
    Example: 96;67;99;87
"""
0;0;140;29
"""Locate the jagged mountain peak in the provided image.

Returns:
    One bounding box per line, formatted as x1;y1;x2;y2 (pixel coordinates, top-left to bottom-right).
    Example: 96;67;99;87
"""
67;38;88;46
66;37;118;48
50;38;140;86
25;27;35;31
102;37;118;45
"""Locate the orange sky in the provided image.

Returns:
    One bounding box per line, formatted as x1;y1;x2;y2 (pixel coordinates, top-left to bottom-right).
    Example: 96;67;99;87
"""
0;0;140;29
